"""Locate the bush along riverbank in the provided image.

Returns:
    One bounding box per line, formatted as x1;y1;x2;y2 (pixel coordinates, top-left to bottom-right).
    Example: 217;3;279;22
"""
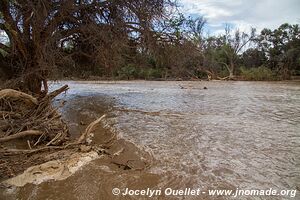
52;65;294;82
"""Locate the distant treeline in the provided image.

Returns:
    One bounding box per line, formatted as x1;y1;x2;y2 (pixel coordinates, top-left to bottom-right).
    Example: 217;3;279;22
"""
56;21;299;81
0;1;300;93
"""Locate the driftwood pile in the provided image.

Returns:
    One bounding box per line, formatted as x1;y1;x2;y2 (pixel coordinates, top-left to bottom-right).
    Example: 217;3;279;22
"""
0;85;69;148
0;85;106;179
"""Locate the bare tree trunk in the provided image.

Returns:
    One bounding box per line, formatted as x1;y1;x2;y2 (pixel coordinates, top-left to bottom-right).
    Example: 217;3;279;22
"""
25;75;43;95
228;61;235;79
23;61;44;95
229;69;234;79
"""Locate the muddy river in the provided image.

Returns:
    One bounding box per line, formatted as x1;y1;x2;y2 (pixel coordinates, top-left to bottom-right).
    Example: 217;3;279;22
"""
1;81;300;200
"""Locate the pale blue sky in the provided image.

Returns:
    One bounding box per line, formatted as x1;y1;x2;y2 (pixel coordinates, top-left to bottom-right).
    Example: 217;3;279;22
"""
179;0;300;35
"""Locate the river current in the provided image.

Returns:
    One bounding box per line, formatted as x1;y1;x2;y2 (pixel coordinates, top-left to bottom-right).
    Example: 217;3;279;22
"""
2;81;299;200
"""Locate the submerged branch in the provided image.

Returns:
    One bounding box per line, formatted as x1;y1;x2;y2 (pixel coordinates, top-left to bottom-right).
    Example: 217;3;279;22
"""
77;114;107;143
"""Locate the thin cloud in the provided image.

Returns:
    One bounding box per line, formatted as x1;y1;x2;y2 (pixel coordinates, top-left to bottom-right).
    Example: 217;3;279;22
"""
180;0;300;35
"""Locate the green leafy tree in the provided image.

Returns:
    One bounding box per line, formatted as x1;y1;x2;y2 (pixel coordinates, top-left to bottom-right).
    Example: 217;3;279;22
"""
258;23;300;78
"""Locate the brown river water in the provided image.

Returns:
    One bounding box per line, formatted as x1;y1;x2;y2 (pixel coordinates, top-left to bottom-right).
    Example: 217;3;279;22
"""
1;81;300;200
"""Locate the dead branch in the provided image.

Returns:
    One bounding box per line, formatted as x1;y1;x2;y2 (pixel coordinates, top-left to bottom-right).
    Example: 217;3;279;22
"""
217;76;230;80
0;142;79;155
0;130;43;142
77;115;106;143
46;85;69;100
0;89;38;105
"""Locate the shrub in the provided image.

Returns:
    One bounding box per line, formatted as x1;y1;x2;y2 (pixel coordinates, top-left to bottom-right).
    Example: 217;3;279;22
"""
218;68;229;78
145;68;163;79
117;64;139;79
240;66;277;81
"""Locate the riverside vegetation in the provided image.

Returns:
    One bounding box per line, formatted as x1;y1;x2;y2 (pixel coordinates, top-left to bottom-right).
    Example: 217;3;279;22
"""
0;1;299;87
